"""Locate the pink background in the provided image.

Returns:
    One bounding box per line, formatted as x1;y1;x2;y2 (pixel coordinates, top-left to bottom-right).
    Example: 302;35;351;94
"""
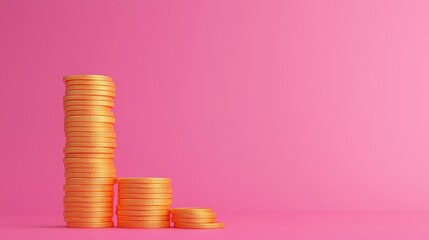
1;0;429;239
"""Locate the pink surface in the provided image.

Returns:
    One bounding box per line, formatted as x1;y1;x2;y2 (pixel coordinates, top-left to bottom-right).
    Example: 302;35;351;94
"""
1;0;429;238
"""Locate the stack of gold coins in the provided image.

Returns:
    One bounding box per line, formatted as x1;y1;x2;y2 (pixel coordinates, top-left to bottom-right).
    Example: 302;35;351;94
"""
63;75;117;228
117;178;172;228
171;208;225;229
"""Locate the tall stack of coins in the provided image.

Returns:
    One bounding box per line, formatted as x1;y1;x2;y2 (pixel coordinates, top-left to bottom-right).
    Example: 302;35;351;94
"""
63;75;117;228
171;208;225;229
117;178;172;228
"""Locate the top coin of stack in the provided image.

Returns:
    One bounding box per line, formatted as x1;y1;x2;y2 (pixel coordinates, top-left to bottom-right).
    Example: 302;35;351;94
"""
117;177;172;228
171;208;224;229
63;75;117;228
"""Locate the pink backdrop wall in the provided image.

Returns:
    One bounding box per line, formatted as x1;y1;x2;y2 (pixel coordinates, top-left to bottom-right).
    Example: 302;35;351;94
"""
1;0;429;215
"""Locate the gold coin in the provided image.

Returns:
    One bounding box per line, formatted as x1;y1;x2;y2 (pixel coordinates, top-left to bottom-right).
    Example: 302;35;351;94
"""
66;136;116;142
118;198;172;206
64;211;113;218
116;210;170;216
118;188;172;194
65;217;112;223
64;202;113;208
174;222;224;229
117;177;171;184
65;110;114;117
64;147;115;154
65;126;114;133
117;220;170;229
66;221;114;228
64;100;114;108
65;172;116;178
65;131;116;138
171;208;213;214
65;115;115;123
64;196;113;203
65;79;115;87
172;213;216;219
64;159;114;165
64;163;115;168
64;95;114;101
66;85;116;92
116;205;170;211
63;75;113;82
65;121;114;128
64;206;112;212
64;184;114;191
118;193;172;199
64;153;115;159
66;89;116;98
65;191;114;197
172;218;215;223
64;105;111;112
117;215;170;221
65;168;116;173
118;183;171;189
65;142;117;148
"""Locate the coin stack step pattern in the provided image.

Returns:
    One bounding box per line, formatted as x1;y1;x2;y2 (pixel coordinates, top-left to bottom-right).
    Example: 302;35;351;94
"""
63;75;117;228
117;178;172;228
171;208;225;229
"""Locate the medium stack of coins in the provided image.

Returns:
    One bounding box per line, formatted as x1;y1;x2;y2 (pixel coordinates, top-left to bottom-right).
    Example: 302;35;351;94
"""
117;178;172;228
63;75;117;228
171;208;225;229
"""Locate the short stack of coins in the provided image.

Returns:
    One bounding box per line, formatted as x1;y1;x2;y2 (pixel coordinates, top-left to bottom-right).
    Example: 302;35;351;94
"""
117;178;172;228
63;75;117;228
171;208;225;229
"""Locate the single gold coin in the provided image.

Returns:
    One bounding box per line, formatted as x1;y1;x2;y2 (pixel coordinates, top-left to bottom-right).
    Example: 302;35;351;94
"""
63;74;113;82
172;218;215;223
116;205;170;211
65;178;115;185
118;183;171;189
64;206;112;212
118;188;172;194
65;110;114;117
66;85;116;92
116;210;170;216
65;115;115;123
64;153;115;159
66;89;116;98
65;79;115;87
65;172;116;178
64;126;114;133
171;208;213;214
64;202;113;208
64;147;115;154
66;137;116;143
65;168;116;173
172;213;216;219
65;142;117;148
64;196;113;203
64;184;114;191
66;221;114;228
65;191;114;197
174;222;224;229
64;105;112;112
117;220;170;229
117;177;171;184
64;95;114;101
64;100;114;108
118;198;172;206
65;121;114;128
66;131;116;138
64;211;113;218
117;215;170;221
65;217;112;223
118;193;172;199
64;158;114;164
64;163;115;169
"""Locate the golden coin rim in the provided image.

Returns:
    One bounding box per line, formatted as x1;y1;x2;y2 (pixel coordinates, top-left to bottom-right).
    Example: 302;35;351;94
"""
174;222;225;229
63;75;112;82
117;177;171;184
